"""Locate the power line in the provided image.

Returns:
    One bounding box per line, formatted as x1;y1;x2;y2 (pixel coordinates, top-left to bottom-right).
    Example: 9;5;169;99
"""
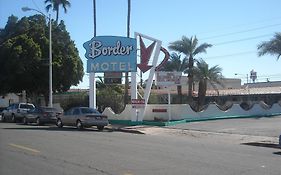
213;34;273;46
197;16;281;36
201;23;281;40
205;50;256;59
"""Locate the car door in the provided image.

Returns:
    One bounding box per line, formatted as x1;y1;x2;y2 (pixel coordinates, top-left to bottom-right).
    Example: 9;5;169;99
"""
5;105;12;117
61;109;71;125
3;105;12;119
70;108;81;125
26;108;40;122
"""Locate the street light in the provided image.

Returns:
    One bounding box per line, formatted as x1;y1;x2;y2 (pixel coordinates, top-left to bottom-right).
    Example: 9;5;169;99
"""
22;7;53;107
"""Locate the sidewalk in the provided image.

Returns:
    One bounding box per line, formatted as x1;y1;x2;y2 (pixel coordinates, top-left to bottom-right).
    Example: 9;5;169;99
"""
106;124;149;134
107;116;281;147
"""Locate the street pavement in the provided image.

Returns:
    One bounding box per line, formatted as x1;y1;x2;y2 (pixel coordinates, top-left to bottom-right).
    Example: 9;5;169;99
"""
0;116;281;175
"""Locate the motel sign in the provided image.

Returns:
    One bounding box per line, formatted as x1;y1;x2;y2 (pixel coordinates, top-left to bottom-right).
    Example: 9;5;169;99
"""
83;36;137;73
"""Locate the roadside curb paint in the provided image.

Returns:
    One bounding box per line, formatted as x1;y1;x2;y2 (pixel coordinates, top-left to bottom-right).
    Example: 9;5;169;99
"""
109;114;281;127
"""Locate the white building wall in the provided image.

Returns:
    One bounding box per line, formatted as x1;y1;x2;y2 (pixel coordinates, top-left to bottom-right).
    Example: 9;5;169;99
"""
104;103;281;121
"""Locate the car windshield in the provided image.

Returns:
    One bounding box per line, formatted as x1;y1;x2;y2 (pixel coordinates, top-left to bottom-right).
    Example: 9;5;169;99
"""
80;108;100;114
21;104;34;109
41;107;57;113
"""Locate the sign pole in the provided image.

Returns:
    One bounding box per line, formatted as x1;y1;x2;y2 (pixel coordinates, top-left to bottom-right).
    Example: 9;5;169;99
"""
131;71;137;121
168;88;171;121
89;72;96;109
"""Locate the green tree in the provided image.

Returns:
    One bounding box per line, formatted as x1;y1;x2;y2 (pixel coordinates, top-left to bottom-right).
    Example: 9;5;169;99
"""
168;36;212;102
160;52;188;103
193;59;223;107
96;77;124;113
0;15;84;105
45;0;71;24
258;32;281;60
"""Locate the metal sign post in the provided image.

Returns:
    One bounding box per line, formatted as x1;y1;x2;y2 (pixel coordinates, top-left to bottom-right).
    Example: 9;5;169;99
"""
134;32;162;122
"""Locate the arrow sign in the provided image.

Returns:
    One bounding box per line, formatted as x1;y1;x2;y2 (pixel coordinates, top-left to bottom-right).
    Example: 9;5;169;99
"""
137;36;155;73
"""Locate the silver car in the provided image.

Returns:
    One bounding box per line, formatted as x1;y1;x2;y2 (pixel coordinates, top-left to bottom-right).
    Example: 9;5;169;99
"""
1;103;35;122
56;107;108;130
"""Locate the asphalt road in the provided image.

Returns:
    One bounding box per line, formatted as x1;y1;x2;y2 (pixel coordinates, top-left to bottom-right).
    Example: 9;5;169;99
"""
0;120;280;175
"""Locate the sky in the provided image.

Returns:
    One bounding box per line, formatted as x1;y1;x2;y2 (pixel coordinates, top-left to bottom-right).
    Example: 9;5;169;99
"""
1;0;281;89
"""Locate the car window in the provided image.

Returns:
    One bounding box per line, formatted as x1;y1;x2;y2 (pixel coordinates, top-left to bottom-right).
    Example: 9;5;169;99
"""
41;107;56;113
64;109;73;115
14;104;19;109
29;108;37;113
80;108;100;114
73;108;80;115
20;104;34;109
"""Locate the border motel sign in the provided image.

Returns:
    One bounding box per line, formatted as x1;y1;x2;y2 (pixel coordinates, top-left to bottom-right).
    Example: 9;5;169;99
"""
84;33;167;122
84;36;137;73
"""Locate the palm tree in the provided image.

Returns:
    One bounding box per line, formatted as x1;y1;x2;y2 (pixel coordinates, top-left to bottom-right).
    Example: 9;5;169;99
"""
93;0;96;37
193;59;223;107
124;0;131;106
45;0;71;24
258;32;281;60
168;36;212;102
161;53;188;103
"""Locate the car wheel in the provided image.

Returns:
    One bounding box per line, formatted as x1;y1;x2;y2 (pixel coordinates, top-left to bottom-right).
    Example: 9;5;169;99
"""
36;118;41;126
23;117;28;125
11;114;16;123
76;120;83;130
97;126;104;131
56;118;63;128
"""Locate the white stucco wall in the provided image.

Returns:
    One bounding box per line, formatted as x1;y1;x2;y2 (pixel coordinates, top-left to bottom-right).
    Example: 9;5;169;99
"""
103;102;281;121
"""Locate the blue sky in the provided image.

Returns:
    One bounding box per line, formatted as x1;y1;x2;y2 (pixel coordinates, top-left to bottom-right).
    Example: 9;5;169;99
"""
1;0;281;88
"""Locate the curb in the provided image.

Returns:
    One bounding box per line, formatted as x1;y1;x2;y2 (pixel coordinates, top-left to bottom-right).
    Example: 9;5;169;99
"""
106;125;145;134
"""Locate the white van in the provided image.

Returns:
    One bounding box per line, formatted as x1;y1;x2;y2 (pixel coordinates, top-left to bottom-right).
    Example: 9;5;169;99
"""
1;103;35;122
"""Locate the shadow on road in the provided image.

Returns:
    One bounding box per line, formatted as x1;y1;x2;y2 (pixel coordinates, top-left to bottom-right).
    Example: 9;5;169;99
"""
273;152;281;155
2;124;114;133
242;142;281;149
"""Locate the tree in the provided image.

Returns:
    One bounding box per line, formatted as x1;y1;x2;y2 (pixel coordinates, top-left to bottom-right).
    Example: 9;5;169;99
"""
93;0;96;37
168;36;212;102
0;15;84;105
160;52;188;103
45;0;71;24
193;59;223;107
258;32;281;60
96;77;124;113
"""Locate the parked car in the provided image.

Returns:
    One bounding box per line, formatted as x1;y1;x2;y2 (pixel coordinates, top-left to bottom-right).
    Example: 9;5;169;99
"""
56;107;108;130
0;107;5;122
1;103;35;122
23;107;61;125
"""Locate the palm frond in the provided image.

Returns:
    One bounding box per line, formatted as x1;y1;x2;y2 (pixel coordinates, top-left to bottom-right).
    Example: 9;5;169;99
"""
193;43;212;55
257;32;281;60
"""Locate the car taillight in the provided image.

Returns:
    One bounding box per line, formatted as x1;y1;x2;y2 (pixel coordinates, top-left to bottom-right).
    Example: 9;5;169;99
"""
43;113;48;117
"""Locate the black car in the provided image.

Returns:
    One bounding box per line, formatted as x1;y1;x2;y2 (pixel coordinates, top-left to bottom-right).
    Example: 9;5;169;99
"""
23;107;61;125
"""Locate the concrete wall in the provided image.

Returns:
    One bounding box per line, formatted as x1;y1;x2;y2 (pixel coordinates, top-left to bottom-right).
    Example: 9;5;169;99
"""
157;77;241;91
103;101;281;121
0;93;20;108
